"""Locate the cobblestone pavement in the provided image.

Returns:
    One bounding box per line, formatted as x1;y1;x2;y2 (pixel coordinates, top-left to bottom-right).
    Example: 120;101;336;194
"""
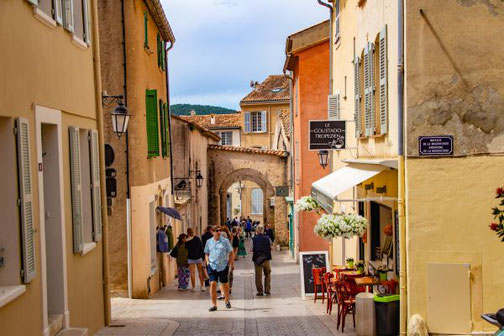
98;240;355;336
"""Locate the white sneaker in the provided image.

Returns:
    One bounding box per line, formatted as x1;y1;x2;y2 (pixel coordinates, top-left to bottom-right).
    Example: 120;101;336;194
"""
190;288;196;292
201;286;206;292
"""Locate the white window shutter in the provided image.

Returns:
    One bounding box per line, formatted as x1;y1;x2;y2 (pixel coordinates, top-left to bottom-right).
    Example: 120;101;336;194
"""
379;26;388;135
261;111;267;132
82;0;91;44
369;42;376;135
89;130;102;242
62;0;74;33
16;118;36;284
364;43;375;137
335;0;340;41
354;56;362;138
328;94;340;120
244;112;251;133
363;45;370;137
69;127;84;253
53;0;63;24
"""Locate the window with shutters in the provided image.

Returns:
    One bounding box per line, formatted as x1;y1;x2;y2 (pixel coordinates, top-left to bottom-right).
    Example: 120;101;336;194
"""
335;0;341;43
160;102;170;158
69;127;103;255
354;55;363;138
378;26;388;135
0;118;25;287
218;132;233;146
251;189;263;215
146;90;160;157
328;93;341;120
251;111;267;133
144;11;149;49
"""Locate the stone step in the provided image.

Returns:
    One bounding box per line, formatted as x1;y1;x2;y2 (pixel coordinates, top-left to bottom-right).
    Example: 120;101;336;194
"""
55;328;88;336
48;314;63;336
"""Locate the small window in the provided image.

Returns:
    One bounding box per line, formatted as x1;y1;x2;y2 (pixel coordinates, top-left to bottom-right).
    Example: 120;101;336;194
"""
251;111;266;133
271;88;283;93
251;189;263;215
218;132;232;146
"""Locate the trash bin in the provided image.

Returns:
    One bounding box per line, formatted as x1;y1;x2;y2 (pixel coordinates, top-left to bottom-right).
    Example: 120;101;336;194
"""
356;292;376;336
374;294;400;336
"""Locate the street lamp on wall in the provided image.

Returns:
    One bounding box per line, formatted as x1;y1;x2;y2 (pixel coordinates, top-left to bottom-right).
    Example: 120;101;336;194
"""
102;93;130;139
318;150;329;169
196;171;204;188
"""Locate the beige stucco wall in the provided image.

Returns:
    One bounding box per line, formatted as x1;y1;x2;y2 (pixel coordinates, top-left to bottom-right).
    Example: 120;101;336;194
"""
240;103;289;150
98;0;172;294
405;1;504;332
0;1;105;334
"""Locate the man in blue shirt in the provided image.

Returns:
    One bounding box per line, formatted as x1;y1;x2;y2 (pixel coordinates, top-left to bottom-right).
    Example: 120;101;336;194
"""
204;225;234;311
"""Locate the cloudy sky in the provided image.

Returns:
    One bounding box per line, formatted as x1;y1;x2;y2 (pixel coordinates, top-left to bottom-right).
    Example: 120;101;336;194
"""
162;0;328;110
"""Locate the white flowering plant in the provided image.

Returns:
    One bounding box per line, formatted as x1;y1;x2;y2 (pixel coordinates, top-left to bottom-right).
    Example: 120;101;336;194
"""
314;213;367;240
294;196;321;213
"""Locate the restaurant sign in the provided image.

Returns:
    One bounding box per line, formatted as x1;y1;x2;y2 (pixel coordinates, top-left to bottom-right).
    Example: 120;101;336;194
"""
419;136;453;156
309;120;346;150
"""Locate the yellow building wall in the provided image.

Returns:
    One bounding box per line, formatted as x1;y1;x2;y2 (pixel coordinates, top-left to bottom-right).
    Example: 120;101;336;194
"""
240;103;289;150
0;0;105;334
406;156;504;332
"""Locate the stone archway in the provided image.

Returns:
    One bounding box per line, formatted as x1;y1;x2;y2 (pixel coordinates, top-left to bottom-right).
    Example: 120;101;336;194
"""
208;145;289;245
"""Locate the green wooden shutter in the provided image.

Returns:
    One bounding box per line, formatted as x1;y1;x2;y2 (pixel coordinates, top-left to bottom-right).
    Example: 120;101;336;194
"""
159;99;166;157
354;55;362;138
379;26;388;135
146;90;159;157
89;130;102;242
157;34;161;67
69;126;84;253
161;41;166;71
143;12;148;48
16;118;36;283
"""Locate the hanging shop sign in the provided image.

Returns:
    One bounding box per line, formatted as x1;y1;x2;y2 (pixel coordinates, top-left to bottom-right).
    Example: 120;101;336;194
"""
309;120;346;150
419;136;453;156
275;186;289;197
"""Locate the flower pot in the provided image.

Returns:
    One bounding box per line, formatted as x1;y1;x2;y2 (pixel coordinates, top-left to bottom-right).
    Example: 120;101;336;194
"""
379;271;388;281
347;261;354;269
357;266;364;274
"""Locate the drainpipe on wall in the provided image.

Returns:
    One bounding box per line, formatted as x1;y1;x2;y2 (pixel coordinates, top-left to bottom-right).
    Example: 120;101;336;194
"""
120;0;133;300
165;40;175;196
91;0;111;326
397;0;407;334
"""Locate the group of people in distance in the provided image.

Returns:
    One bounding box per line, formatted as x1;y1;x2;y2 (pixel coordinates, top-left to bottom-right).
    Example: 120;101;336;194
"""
169;220;275;311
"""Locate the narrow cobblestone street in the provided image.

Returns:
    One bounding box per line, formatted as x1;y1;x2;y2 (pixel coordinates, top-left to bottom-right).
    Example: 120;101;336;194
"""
98;242;355;336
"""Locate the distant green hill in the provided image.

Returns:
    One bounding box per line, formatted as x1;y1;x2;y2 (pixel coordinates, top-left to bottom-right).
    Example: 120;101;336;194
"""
171;104;237;116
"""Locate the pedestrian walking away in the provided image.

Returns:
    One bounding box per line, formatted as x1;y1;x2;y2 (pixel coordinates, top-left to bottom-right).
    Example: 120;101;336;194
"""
251;225;272;296
237;227;247;258
185;228;206;292
170;234;190;291
204;225;234;311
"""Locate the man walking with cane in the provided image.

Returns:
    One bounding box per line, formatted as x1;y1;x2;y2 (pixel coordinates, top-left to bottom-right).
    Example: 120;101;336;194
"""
251;225;272;296
205;225;234;311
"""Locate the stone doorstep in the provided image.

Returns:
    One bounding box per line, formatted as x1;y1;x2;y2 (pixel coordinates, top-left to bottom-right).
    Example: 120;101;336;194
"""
55;328;88;336
48;314;64;336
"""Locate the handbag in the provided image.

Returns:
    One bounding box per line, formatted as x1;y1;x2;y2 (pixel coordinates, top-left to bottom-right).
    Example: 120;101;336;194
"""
253;251;268;266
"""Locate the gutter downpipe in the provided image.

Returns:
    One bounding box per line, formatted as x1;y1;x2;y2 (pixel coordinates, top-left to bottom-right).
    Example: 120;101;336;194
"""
165;40;175;196
91;0;111;325
317;0;335;268
120;0;133;300
398;0;407;334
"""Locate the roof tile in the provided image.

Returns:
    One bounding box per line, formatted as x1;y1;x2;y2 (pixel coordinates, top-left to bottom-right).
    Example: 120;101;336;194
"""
240;75;290;104
208;144;288;157
179;114;241;129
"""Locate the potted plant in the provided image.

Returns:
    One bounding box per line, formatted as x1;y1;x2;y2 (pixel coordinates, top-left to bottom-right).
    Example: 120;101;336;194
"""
356;261;365;274
313;213;367;240
377;265;390;281
346;257;354;269
295;196;322;213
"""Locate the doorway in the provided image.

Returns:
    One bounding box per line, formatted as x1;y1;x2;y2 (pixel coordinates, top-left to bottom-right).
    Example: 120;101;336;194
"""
370;202;393;262
36;107;68;335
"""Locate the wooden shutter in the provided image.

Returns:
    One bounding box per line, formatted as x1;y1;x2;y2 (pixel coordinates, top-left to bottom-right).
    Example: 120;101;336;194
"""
143;12;148;48
157;34;161;67
379;26;388;135
335;0;340;41
261;111;267;132
27;0;38;5
328;94;340;120
89;130;102;242
159;99;166;157
16;118;36;283
161;41;166;71
69;127;84;253
163;103;170;157
63;0;74;33
354;56;362;138
364;43;375;137
53;0;63;24
146;89;159;157
83;0;91;44
244;112;251;133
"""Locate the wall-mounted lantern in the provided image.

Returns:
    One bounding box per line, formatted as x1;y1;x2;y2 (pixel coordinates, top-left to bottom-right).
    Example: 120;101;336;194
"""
103;93;130;139
318;150;329;169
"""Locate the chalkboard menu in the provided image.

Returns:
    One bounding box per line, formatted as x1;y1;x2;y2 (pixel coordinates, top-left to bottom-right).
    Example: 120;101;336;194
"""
299;251;329;299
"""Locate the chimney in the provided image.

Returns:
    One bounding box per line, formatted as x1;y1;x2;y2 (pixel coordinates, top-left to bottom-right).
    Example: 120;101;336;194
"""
210;114;216;125
190;109;196;116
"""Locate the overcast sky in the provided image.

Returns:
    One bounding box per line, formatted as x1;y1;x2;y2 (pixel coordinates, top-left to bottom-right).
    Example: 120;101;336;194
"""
162;0;328;110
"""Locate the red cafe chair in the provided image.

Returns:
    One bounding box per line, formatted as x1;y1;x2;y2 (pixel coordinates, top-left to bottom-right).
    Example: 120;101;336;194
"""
334;281;356;332
323;272;335;314
312;267;326;303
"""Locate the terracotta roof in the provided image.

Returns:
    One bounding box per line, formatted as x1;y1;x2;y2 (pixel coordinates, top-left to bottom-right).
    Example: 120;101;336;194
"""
171;115;220;141
240;75;290;104
280;109;291;139
145;0;175;43
208;144;288;157
179;114;241;130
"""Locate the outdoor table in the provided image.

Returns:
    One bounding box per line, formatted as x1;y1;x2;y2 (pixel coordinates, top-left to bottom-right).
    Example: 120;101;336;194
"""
339;271;361;278
354;276;381;292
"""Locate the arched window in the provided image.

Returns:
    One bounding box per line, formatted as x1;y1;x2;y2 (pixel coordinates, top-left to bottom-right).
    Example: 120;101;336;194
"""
251;188;263;215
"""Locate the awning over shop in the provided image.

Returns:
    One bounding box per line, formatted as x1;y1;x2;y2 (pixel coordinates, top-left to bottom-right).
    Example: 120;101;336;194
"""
311;164;387;213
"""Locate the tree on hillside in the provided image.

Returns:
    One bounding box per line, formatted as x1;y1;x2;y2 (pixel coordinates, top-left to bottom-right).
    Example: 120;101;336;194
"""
171;104;237;116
